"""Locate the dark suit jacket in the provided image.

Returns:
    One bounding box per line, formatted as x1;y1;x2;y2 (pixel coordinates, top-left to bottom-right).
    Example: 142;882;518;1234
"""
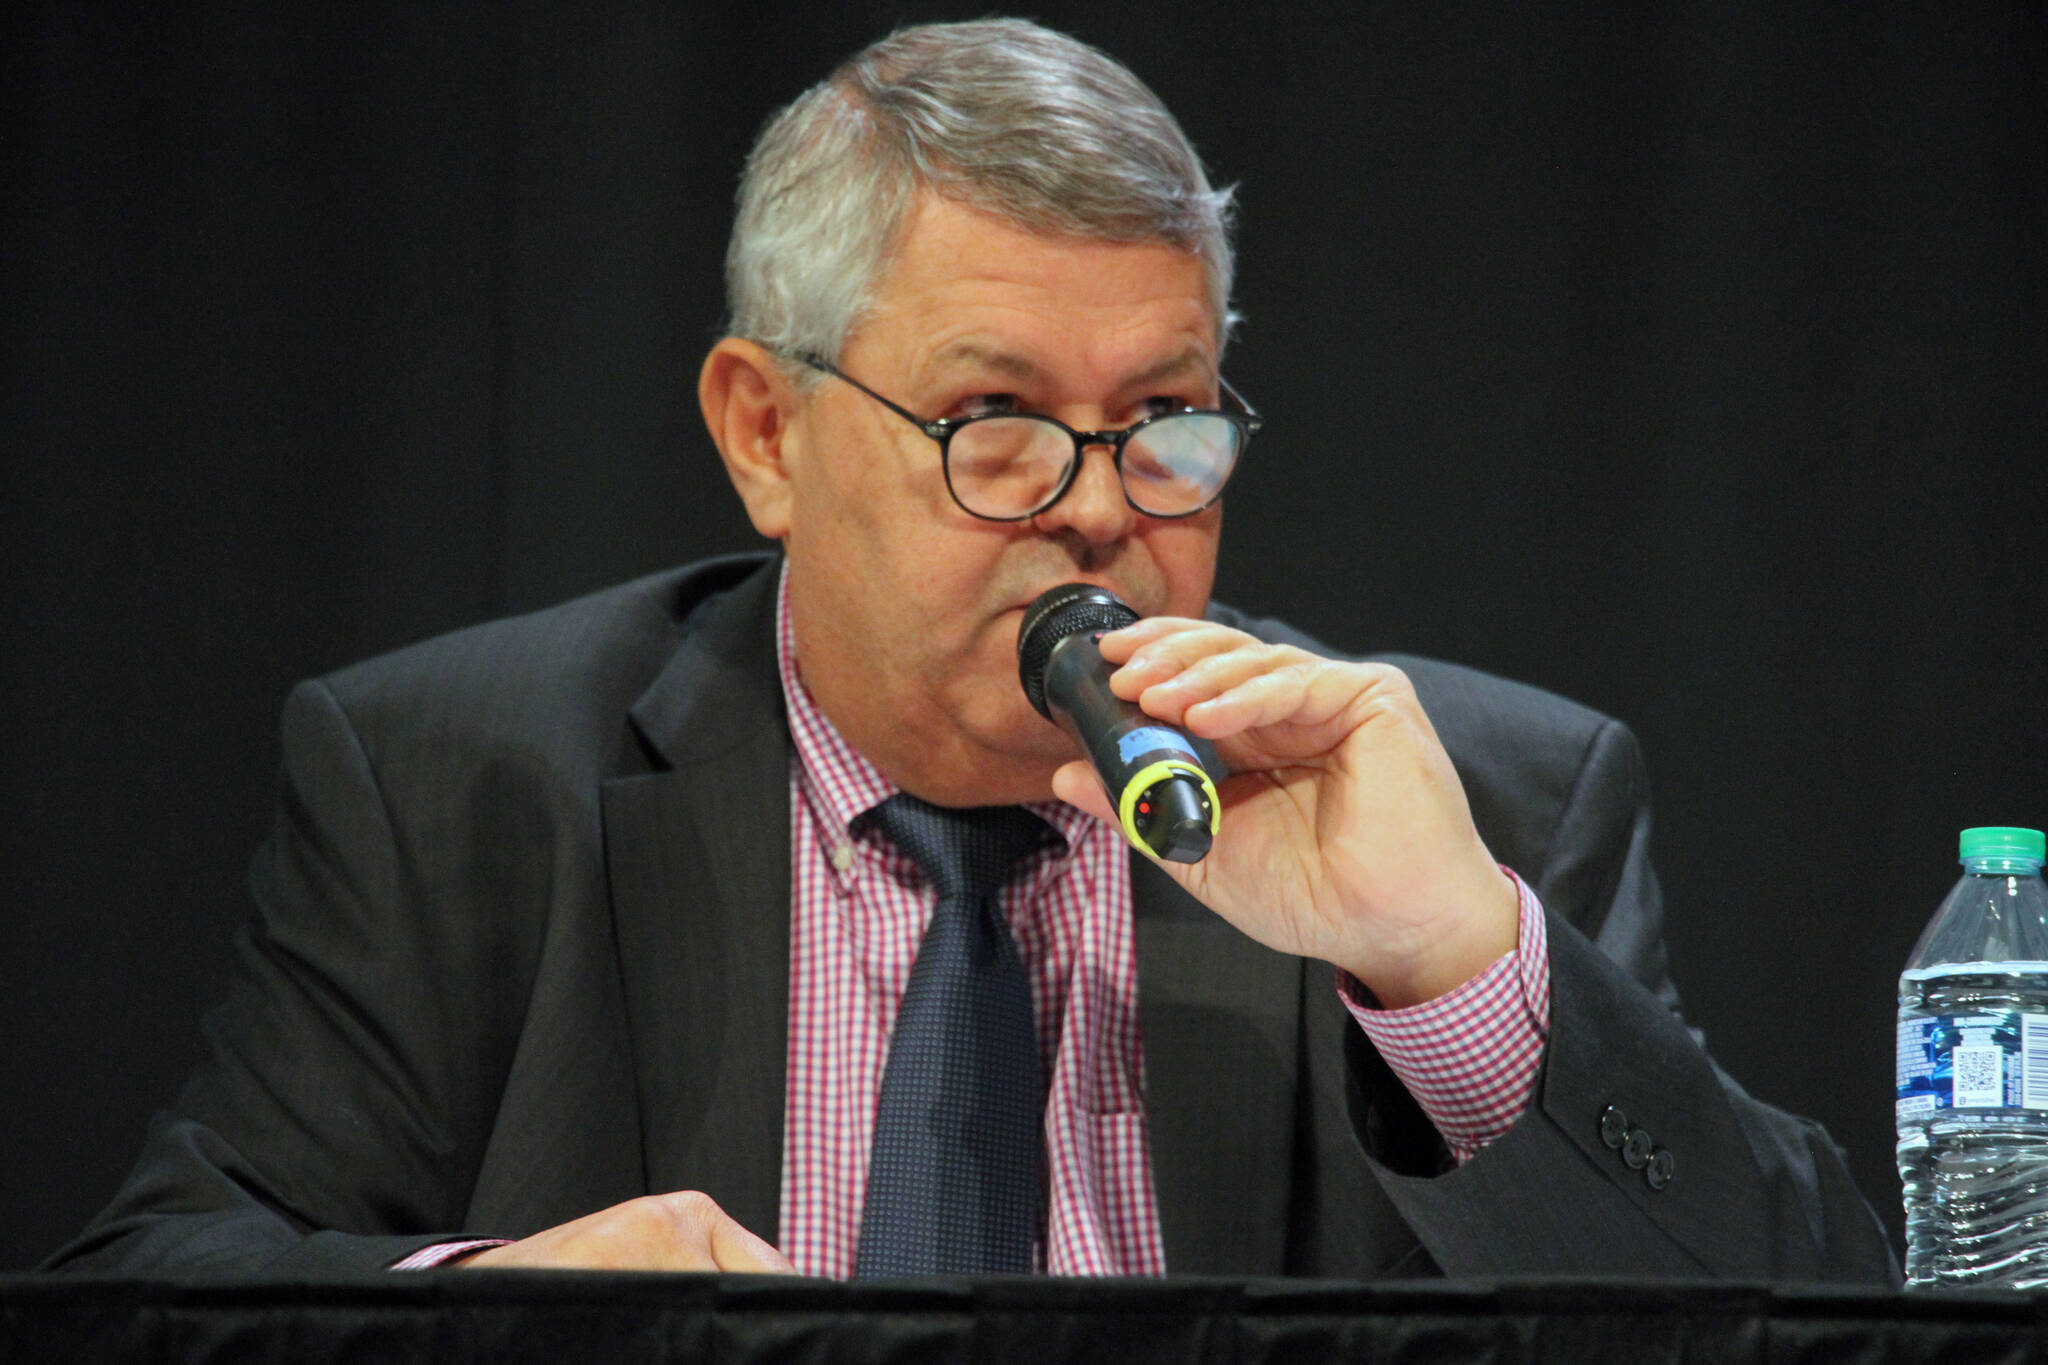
51;554;1895;1281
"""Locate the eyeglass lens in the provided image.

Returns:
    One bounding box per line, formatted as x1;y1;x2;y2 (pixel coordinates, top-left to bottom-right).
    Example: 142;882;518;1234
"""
948;413;1242;518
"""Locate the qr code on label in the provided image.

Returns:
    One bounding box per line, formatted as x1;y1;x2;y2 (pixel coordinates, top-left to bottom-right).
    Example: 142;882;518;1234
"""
1953;1045;2004;1108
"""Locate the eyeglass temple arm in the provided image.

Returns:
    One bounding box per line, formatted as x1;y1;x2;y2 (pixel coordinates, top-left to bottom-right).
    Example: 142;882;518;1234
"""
793;352;953;438
1218;373;1260;422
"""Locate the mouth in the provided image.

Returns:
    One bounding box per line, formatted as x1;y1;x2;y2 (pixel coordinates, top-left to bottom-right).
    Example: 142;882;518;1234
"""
1012;576;1141;617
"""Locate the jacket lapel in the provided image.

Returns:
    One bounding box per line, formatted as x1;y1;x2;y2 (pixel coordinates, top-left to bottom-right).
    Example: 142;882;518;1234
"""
1133;855;1304;1275
601;561;792;1241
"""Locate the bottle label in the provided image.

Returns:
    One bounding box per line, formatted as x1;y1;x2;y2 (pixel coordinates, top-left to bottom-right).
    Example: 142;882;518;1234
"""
1897;1012;2048;1117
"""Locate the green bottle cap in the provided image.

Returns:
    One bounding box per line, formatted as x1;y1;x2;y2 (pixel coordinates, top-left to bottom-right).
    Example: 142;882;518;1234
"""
1960;826;2047;861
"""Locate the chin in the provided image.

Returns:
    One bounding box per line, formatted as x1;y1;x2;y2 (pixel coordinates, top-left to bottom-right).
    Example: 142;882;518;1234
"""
908;753;1062;810
942;721;1071;806
980;700;1074;762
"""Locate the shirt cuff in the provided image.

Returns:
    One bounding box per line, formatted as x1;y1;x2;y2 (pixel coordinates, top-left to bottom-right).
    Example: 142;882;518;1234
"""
1336;869;1551;1164
388;1238;512;1271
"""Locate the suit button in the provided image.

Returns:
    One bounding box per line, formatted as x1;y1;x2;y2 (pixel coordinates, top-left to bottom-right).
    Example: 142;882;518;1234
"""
1623;1127;1654;1170
1599;1105;1629;1150
1646;1148;1675;1191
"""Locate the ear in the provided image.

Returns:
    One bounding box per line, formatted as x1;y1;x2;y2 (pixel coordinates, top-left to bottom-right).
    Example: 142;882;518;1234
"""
699;337;802;539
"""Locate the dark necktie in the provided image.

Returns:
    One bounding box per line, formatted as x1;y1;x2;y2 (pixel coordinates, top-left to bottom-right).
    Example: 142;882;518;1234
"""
855;793;1054;1276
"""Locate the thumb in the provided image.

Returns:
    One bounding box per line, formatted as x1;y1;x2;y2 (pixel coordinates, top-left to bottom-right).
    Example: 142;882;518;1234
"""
709;1214;797;1274
1051;760;1117;827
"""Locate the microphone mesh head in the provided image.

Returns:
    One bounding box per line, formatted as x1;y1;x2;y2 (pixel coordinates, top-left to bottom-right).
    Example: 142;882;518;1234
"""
1017;584;1140;718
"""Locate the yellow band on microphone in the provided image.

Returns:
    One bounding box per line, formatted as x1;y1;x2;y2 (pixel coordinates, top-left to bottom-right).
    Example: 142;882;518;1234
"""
1117;759;1222;851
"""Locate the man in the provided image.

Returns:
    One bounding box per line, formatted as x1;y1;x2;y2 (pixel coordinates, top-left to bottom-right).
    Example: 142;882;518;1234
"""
53;20;1894;1280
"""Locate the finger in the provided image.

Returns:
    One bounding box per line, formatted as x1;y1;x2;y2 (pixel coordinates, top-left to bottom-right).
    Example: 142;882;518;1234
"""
1095;616;1237;665
1187;662;1317;732
658;1191;793;1274
708;1213;796;1274
1180;657;1402;744
1111;629;1270;701
1131;643;1302;720
1051;759;1117;825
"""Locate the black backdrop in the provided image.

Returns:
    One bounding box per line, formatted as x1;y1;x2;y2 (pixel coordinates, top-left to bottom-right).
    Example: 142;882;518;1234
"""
4;2;2042;1272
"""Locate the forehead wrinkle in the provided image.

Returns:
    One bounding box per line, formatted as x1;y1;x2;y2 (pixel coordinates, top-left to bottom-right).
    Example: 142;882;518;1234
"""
922;338;1211;394
926;340;1045;383
1122;345;1209;390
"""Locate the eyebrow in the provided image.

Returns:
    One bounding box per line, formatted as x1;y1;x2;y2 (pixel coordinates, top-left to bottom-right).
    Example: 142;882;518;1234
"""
926;342;1211;392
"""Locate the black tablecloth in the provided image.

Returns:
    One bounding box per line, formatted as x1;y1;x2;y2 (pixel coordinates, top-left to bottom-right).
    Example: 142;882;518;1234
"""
5;1274;2043;1363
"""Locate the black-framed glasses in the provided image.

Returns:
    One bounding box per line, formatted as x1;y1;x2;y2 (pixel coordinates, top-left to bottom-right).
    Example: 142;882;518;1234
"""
794;353;1261;522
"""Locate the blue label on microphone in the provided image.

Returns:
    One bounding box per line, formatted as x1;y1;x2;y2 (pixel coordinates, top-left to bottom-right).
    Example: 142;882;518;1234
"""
1117;726;1196;765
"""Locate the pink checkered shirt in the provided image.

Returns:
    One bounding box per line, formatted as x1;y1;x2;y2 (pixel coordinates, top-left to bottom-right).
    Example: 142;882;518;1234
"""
770;570;1551;1278
392;575;1552;1274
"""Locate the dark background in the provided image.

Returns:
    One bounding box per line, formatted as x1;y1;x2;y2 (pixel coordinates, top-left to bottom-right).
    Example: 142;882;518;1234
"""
4;2;2042;1271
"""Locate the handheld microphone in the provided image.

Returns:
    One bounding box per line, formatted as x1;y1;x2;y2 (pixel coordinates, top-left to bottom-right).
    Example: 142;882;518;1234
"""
1018;584;1220;863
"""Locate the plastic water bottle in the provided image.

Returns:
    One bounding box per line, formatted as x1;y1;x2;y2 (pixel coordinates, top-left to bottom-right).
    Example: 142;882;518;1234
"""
1897;826;2048;1287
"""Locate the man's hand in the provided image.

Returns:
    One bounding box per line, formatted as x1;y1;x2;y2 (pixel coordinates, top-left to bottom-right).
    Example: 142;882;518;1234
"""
458;1191;796;1272
1050;618;1519;1008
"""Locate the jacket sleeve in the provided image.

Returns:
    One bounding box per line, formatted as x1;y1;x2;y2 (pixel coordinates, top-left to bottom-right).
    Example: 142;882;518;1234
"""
1349;715;1899;1282
44;679;510;1276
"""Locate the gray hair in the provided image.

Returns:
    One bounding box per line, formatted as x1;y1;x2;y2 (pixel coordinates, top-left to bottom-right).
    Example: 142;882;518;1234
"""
724;19;1237;375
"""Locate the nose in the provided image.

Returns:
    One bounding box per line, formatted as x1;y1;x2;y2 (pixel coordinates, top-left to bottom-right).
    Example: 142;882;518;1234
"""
1034;441;1137;545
